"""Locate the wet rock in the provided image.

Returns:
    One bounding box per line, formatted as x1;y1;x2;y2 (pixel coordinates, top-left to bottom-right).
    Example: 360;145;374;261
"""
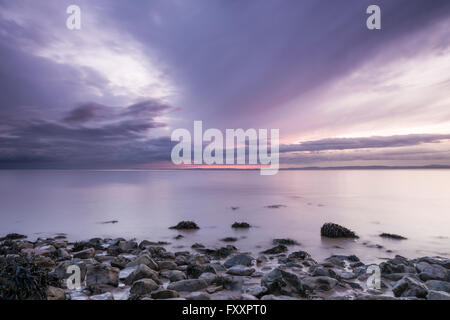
199;272;218;285
226;266;255;276
427;290;450;300
380;255;416;274
416;262;448;281
126;254;158;270
186;292;211;300
415;257;450;269
191;243;205;249
167;279;208;292
166;270;187;282
158;261;178;270
73;248;95;259
46;286;66;300
265;204;287;209
221;237;238;242
101;220;118;224
261;268;304;296
261;294;298;300
392;276;428;298
224;254;254;268
272;239;299;246
205;263;226;274
0;233;27;241
124;264;160;285
214;275;244;291
301;276;339;291
118;240;138;253
261;245;288;255
111;256;131;269
310;266;339;279
130;279;159;296
379;233;407;240
288;251;311;260
86;263;119;288
174;235;184;240
196;246;236;259
169;221;200;230
241;293;258;300
231;222;251;229
425;280;450;293
151;289;180;299
186;264;207;279
320;223;358;238
248;286;268;298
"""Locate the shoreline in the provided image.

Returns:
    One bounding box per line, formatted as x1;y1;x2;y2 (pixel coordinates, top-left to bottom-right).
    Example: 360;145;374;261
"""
1;225;449;300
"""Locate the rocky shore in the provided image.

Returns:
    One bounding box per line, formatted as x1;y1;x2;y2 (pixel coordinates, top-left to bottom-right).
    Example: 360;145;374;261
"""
0;222;449;300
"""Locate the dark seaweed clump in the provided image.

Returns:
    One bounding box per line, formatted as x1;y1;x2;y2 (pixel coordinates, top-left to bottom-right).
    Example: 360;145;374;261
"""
0;255;52;300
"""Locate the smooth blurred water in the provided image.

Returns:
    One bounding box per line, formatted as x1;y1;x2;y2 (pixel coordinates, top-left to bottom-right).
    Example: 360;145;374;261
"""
0;169;449;263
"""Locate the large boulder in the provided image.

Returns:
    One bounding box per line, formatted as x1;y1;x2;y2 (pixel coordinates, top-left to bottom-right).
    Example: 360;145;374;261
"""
320;223;358;238
392;276;428;298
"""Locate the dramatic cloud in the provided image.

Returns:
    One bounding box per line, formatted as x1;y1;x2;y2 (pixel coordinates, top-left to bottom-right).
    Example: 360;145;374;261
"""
281;134;450;152
0;100;174;168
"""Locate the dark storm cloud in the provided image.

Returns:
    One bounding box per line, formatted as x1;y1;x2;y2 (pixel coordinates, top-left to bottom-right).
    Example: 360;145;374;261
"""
0;100;174;168
280;134;450;153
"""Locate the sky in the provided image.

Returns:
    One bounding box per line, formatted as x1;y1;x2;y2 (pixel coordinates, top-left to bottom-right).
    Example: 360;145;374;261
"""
0;0;449;169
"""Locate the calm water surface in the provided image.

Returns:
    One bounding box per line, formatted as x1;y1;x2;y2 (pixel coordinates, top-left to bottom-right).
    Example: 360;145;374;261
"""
0;170;449;263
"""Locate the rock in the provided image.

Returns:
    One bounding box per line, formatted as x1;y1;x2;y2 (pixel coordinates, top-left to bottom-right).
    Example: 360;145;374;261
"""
126;254;158;270
118;240;138;252
166;270;187;282
0;233;27;241
169;221;200;230
101;220;118;224
158;261;178;270
392;276;428;298
248;286;268;298
89;292;114;300
265;204;287;209
206;286;223;294
221;237;238;242
191;243;205;249
416;257;450;269
186;292;211;300
124;264;160;285
205;263;226;274
186;264;207;279
261;268;304;296
167;279;208;292
320;223;358;238
380;255;416;274
196;246;236;259
427;290;450;300
130;279;159;296
379;233;407;240
261;245;288;255
175;235;184;240
54;260;87;283
301;276;338;291
272;239;299;246
34;256;56;269
86;263;119;288
111;256;131;269
199;272;218;285
310;266;339;279
416;262;448;281
214;275;244;291
226;266;255;276
425;280;450;293
151;289;180;299
231;222;251;228
288;251;311;260
73;248;95;259
46;286;66;300
57;248;71;259
224;254;254;268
